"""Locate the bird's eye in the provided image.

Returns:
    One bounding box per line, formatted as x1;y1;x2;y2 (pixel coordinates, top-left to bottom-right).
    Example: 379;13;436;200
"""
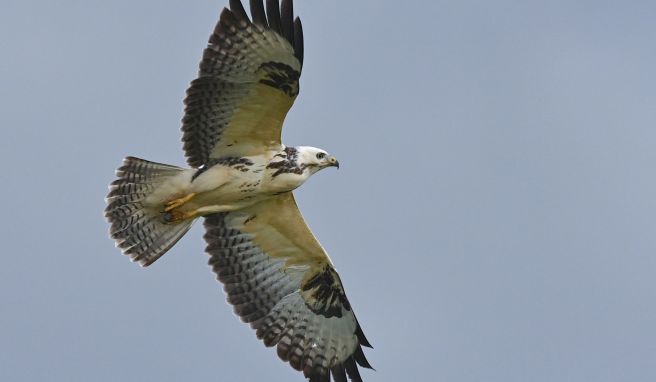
316;152;326;159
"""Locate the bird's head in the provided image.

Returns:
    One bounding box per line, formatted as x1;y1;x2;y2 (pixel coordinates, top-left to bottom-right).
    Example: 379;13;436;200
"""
266;146;339;191
297;146;339;173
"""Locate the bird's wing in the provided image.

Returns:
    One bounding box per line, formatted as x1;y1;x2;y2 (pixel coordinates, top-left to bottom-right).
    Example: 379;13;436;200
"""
203;193;372;382
182;0;304;167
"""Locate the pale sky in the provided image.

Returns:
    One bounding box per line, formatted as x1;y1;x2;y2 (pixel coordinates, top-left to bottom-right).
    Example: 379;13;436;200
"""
2;1;656;381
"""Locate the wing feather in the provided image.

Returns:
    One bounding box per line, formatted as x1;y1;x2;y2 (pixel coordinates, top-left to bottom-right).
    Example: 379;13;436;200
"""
229;0;250;21
280;0;295;45
203;193;372;381
294;17;304;67
250;0;268;26
182;0;303;167
266;0;282;33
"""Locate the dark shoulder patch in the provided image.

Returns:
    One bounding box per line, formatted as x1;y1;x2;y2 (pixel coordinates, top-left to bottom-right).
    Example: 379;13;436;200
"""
266;147;303;177
301;266;351;318
283;146;298;159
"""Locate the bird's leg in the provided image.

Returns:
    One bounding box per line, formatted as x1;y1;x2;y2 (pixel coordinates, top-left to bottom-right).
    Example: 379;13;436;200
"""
164;192;196;212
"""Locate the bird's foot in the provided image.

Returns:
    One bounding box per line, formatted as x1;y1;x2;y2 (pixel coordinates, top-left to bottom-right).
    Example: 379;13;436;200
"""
164;193;196;212
162;209;198;224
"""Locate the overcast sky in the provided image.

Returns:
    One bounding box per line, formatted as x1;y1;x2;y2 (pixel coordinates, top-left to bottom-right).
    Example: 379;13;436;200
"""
2;1;656;381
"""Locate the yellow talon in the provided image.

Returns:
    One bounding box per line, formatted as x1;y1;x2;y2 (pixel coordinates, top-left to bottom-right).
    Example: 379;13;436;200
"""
164;193;196;212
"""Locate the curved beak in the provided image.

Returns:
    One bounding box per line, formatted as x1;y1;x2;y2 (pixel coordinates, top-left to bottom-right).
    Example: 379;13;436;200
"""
328;156;339;169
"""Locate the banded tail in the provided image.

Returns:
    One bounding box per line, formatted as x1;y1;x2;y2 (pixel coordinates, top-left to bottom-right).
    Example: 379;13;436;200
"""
105;157;194;266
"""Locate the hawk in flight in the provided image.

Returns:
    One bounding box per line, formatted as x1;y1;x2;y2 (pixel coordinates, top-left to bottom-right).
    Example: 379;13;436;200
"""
104;1;372;381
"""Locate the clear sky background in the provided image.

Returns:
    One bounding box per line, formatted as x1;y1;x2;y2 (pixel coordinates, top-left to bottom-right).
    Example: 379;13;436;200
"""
1;1;655;381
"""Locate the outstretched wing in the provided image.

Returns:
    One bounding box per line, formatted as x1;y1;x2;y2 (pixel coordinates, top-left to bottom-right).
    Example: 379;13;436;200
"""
203;193;372;382
182;0;304;167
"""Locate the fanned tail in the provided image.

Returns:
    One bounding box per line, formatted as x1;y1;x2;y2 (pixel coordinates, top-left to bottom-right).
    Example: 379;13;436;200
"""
105;156;194;266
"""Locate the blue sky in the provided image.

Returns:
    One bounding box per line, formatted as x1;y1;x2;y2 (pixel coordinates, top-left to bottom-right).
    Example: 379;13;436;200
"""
1;1;656;381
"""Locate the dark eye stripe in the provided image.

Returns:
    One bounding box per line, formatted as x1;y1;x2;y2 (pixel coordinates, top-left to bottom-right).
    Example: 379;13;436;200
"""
316;153;326;159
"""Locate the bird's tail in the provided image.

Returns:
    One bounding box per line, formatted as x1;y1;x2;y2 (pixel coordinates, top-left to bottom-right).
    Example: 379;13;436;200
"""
105;156;194;266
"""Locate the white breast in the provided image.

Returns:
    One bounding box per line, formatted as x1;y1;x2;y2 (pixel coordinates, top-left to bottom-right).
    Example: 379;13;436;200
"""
262;171;311;194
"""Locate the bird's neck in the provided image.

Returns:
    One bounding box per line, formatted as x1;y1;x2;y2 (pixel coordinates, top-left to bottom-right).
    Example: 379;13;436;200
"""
263;148;314;193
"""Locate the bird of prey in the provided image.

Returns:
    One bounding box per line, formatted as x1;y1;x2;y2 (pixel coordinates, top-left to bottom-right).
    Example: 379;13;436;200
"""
104;1;372;381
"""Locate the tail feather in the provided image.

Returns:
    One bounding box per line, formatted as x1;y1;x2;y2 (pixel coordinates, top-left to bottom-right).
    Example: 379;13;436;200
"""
105;156;194;266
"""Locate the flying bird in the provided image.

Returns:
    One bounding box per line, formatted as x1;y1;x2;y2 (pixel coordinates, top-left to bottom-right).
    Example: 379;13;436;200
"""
104;1;372;381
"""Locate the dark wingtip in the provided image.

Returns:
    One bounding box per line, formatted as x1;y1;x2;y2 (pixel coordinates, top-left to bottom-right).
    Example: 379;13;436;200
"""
354;346;374;370
266;0;282;33
280;0;294;45
229;0;250;21
247;1;303;66
344;357;363;382
218;7;238;29
356;320;372;348
330;366;347;382
293;16;304;65
249;0;267;26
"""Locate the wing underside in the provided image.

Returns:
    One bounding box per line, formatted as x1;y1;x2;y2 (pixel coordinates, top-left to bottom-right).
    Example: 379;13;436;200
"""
184;2;372;381
182;0;304;166
203;193;372;381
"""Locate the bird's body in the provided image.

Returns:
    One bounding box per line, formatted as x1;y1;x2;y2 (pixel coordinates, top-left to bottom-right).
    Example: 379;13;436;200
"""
141;146;336;220
105;1;371;381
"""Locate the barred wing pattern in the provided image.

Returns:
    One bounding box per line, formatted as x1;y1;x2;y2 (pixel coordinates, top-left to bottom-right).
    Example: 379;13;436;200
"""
204;193;372;382
182;0;304;167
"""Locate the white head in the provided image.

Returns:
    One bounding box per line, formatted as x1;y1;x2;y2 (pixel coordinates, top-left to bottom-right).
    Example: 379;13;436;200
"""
296;146;339;173
266;146;339;191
